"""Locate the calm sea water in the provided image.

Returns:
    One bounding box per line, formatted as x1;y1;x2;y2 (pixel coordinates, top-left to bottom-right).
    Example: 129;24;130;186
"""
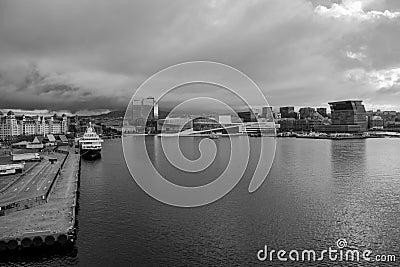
2;137;400;266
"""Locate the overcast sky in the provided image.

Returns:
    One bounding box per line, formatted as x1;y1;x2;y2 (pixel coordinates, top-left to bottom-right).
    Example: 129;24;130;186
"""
0;0;399;114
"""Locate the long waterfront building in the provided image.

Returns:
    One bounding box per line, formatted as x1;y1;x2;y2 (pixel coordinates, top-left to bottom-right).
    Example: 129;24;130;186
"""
0;111;68;139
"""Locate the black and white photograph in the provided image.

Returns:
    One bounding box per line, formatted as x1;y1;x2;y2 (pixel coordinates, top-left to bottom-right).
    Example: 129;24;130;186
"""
0;0;400;266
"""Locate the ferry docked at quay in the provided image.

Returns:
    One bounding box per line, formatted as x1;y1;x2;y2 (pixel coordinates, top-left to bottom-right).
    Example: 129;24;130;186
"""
76;123;103;159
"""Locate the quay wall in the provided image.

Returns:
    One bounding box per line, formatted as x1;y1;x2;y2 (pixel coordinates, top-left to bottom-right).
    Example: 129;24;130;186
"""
0;148;81;251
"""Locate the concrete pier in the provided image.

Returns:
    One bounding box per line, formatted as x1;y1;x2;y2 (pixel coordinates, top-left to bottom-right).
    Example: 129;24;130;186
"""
0;147;80;251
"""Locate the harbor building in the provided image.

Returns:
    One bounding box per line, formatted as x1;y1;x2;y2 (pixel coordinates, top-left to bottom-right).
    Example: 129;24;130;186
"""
127;97;158;134
0;111;68;139
157;117;192;133
155;114;276;137
315;100;367;133
368;116;384;129
261;107;274;121
299;107;315;119
280;106;297;119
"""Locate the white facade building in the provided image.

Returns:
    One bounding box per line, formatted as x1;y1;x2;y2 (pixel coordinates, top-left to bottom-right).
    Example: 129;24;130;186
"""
0;111;68;139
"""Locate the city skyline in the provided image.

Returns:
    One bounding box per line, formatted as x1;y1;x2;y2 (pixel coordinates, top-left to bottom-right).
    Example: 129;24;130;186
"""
2;99;400;117
0;0;400;114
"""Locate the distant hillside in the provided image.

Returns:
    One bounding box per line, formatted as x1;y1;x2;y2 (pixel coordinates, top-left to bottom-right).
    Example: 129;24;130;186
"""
94;110;125;118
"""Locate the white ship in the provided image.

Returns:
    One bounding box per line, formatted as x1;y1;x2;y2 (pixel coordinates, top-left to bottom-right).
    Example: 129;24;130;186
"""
78;123;103;159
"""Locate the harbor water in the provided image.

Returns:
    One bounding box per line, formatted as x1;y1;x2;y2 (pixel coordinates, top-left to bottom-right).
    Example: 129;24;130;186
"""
2;137;400;266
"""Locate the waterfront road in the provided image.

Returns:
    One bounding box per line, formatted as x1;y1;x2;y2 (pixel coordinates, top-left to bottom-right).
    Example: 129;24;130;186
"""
0;153;65;206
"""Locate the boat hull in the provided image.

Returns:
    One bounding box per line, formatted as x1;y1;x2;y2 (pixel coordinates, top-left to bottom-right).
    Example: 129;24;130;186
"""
80;149;102;160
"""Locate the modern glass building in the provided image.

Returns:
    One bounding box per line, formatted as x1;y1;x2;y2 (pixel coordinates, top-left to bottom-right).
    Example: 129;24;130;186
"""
315;100;367;133
125;97;158;134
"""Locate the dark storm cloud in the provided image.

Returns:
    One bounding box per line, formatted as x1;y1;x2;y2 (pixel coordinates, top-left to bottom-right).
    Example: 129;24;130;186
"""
0;90;124;113
0;0;399;113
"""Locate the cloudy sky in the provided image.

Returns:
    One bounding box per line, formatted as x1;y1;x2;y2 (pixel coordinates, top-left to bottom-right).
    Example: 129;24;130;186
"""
0;0;399;114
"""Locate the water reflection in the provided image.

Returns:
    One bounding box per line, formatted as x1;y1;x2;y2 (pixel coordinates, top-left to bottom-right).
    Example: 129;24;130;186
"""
330;139;399;254
331;139;367;193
